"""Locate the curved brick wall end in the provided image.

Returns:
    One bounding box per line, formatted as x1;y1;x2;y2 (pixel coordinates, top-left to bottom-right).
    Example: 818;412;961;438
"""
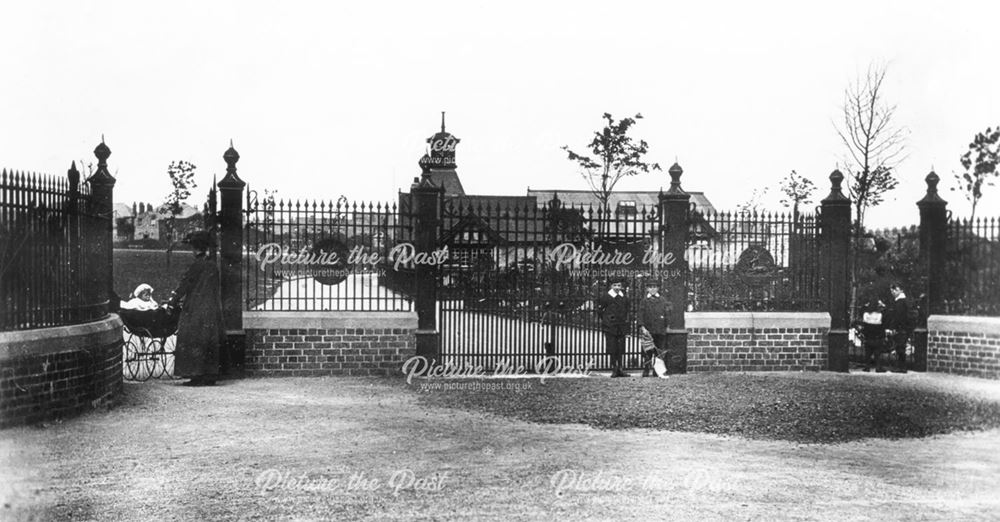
686;312;830;372
0;315;123;429
928;315;1000;380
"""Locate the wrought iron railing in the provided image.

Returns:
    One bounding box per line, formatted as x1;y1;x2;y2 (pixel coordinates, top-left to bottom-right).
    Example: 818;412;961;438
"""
687;210;825;312
1;168;109;330
943;215;1000;316
242;188;413;311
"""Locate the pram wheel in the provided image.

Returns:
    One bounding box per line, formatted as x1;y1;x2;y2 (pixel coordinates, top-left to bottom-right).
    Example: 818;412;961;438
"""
118;305;181;381
123;327;154;381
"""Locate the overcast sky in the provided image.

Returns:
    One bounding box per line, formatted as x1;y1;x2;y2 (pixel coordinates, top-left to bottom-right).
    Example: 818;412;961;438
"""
2;1;998;227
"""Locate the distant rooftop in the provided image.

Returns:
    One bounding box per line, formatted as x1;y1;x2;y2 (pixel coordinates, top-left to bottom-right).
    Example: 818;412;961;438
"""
526;189;717;214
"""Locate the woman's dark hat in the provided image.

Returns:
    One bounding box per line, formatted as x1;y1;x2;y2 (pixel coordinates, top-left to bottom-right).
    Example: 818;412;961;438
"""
184;230;215;251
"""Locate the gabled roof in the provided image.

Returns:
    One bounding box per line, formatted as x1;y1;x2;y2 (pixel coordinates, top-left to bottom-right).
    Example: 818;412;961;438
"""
155;203;200;219
113;203;133;217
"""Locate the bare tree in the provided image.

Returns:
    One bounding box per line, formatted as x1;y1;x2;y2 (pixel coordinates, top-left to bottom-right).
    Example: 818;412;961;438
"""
562;113;661;218
835;63;907;321
835;63;908;233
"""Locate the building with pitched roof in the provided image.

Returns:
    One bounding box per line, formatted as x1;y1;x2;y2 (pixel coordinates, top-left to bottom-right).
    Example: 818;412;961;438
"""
398;114;721;269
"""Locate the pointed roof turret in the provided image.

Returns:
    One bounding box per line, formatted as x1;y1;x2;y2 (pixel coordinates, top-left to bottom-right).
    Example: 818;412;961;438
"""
426;111;460;169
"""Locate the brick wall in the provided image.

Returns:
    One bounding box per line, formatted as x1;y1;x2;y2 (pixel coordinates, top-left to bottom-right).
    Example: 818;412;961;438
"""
686;313;829;372
244;312;417;376
928;316;1000;379
0;315;123;429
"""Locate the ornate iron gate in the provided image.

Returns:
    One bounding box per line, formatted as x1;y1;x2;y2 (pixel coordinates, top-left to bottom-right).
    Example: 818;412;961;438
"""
437;196;661;372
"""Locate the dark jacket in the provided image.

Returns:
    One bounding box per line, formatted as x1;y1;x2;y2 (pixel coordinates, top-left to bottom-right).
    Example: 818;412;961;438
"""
884;296;912;334
639;294;671;335
170;254;224;377
596;290;630;336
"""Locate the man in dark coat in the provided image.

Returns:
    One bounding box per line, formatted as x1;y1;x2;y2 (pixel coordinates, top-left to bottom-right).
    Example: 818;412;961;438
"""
596;278;630;377
883;283;911;373
167;230;224;386
638;280;671;377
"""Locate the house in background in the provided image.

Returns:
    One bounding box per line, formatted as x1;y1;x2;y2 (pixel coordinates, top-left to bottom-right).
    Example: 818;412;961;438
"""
156;203;201;245
133;203;161;241
119;201;201;246
398;114;721;271
113;203;134;243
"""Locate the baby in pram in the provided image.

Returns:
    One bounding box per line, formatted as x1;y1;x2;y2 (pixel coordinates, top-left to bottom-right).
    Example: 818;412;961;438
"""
120;283;160;311
117;283;181;339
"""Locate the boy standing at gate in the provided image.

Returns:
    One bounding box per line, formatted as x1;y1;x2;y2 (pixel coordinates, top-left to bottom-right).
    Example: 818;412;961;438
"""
597;278;631;377
639;280;671;377
884;283;912;373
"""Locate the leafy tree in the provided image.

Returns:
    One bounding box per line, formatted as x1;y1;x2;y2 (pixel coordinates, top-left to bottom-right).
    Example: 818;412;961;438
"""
779;170;816;218
562;113;661;222
164;160;197;267
954;126;1000;221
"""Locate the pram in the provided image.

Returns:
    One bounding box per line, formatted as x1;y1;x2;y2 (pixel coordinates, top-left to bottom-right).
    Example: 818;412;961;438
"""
116;298;182;381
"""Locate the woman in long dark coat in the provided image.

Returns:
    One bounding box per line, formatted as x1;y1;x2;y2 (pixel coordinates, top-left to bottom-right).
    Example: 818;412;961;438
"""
167;230;224;386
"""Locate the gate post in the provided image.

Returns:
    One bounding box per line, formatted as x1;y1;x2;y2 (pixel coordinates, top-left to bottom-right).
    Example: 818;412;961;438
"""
914;170;947;372
218;142;246;373
658;163;690;374
67;162;82;302
821;170;851;372
411;160;444;363
87;139;116;313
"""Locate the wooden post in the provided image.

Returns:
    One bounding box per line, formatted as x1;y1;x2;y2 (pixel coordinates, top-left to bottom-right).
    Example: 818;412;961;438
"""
820;169;851;372
658;162;690;374
914;170;947;372
412;156;443;363
87;139;116;315
218;142;247;373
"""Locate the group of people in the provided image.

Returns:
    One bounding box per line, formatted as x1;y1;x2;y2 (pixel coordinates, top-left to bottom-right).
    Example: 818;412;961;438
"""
598;278;916;376
120;230;225;386
858;283;913;373
596;278;672;378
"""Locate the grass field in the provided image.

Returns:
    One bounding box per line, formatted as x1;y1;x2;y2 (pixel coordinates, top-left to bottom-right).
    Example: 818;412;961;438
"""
113;249;191;302
2;373;1000;521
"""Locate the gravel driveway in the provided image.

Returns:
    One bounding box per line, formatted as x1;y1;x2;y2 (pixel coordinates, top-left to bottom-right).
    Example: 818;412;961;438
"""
1;373;999;521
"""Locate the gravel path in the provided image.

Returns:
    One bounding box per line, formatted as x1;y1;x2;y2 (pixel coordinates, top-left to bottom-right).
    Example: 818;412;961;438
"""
1;374;999;521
